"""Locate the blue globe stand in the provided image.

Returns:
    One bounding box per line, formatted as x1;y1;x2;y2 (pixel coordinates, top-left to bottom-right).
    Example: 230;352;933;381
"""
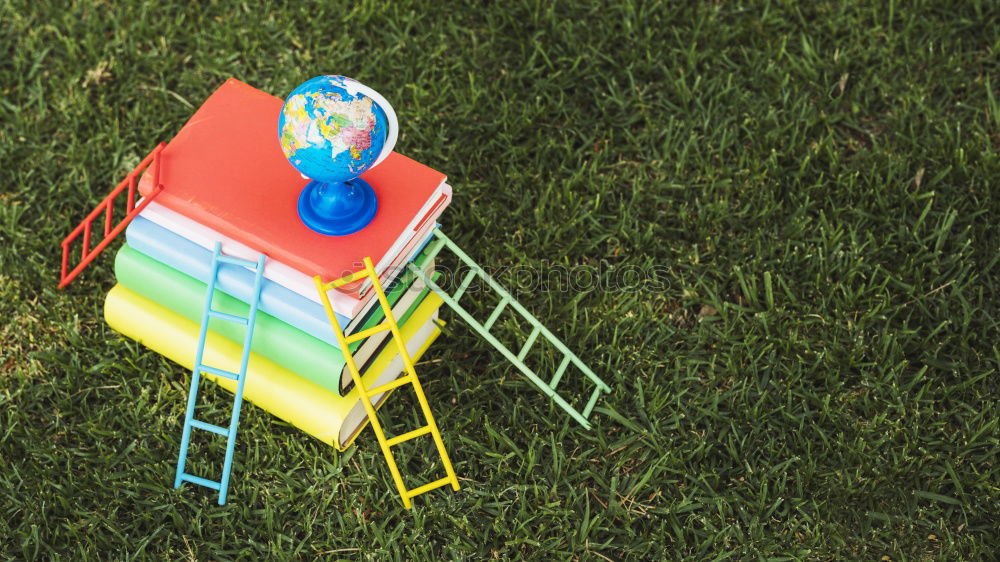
297;178;378;236
280;75;398;237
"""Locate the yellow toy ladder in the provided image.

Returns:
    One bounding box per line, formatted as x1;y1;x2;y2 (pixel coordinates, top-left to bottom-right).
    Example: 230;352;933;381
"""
314;257;460;508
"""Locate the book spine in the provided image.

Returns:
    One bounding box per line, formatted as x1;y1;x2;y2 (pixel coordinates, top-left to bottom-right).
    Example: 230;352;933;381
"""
104;285;346;446
114;244;347;394
104;284;444;450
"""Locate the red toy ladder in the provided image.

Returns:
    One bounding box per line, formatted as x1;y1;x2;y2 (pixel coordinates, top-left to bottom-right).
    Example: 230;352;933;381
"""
58;143;166;288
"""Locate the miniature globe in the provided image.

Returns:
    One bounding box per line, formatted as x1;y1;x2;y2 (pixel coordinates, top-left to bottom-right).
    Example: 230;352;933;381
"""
278;75;398;235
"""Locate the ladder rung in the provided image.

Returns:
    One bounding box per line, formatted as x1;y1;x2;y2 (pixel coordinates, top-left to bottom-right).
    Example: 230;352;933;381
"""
405;476;454;499
190;419;230;437
216;254;258;268
208;310;249;325
482;297;509;332
423;237;448;262
345;322;390;344
451;269;478;303
582;386;603;419
517;326;541;361
178;473;221;491
198;364;240;381
549;356;571;389
386;425;432;447
367;375;414;397
322;268;370;290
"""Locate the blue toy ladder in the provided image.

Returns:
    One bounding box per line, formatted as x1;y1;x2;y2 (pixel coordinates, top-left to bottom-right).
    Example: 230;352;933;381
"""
174;242;266;505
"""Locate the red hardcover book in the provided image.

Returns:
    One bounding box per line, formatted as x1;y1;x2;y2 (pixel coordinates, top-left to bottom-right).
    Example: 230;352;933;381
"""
139;78;448;296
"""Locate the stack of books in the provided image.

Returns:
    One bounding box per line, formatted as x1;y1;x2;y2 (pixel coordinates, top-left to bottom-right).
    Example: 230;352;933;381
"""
103;79;452;450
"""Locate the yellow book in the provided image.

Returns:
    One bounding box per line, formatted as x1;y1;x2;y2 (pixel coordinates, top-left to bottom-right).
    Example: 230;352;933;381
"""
104;284;443;450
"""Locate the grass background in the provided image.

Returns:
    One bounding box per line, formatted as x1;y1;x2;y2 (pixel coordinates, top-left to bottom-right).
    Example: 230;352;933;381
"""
1;0;998;559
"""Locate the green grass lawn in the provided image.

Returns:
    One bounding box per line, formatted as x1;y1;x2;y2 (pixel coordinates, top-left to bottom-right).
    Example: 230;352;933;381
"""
2;0;998;559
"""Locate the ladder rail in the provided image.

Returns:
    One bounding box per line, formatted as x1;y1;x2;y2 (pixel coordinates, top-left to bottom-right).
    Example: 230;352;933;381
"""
174;244;224;490
370;260;459;494
378;270;459;497
218;251;266;504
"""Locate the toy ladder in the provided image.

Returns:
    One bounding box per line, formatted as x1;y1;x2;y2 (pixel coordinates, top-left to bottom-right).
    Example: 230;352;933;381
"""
406;227;612;429
315;257;459;509
174;243;266;505
58;143;166;288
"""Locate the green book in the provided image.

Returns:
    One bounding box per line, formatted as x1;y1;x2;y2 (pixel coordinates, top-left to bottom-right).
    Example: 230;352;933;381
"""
114;243;436;395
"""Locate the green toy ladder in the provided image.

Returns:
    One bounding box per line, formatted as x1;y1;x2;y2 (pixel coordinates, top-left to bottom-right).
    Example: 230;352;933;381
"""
406;228;612;429
315;257;460;509
174;243;266;505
